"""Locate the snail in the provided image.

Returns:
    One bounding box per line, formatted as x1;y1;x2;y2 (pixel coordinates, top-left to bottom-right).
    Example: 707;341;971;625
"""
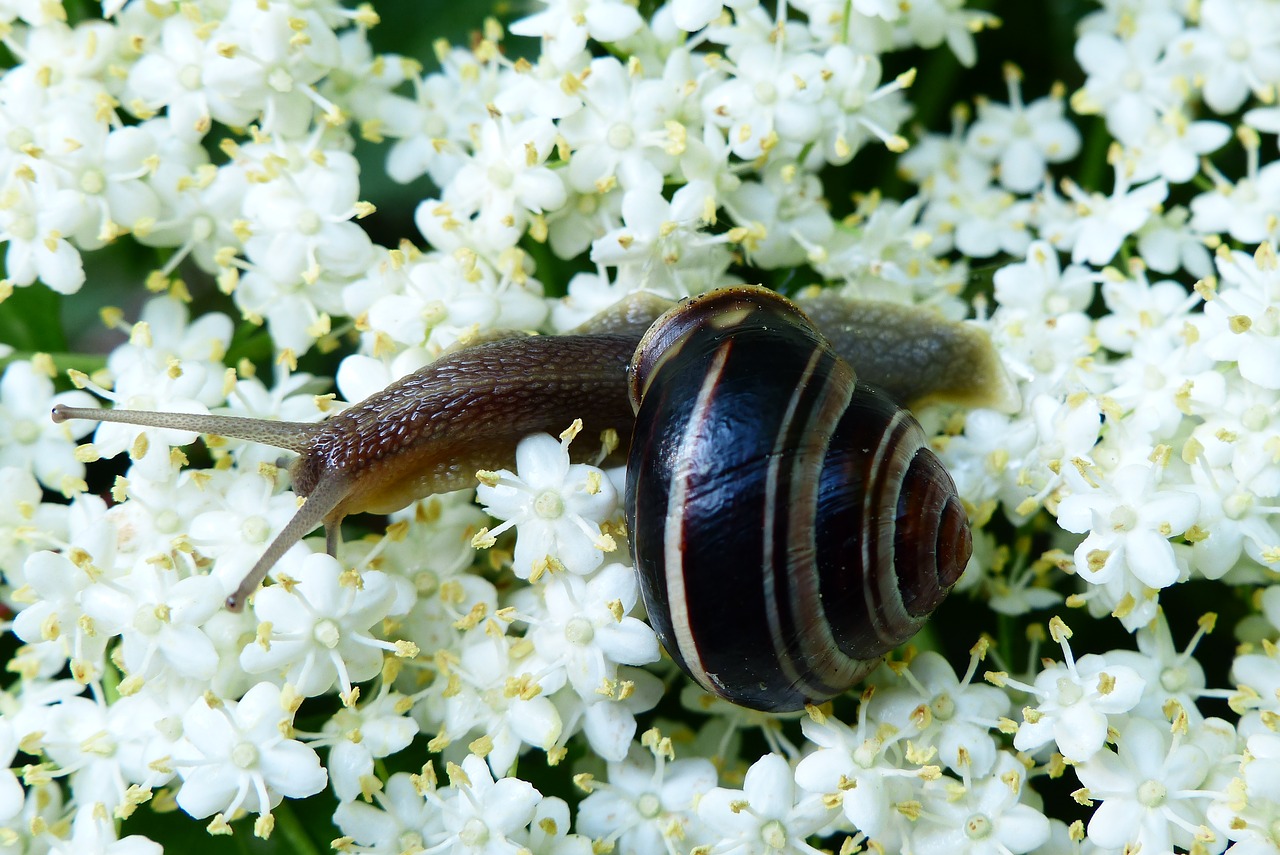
51;285;1017;712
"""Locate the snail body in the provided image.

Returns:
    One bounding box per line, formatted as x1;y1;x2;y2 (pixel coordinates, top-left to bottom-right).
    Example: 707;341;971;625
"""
51;285;1015;711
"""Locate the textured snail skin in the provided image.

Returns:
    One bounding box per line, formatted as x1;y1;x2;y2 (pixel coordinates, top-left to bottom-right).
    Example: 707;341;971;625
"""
627;289;971;712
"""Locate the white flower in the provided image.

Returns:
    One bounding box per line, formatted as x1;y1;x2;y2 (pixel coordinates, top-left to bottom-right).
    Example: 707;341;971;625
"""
333;771;439;851
1057;462;1199;591
434;629;565;773
0;718;24;823
172;681;328;820
670;0;758;31
525;563;659;699
590;184;730;294
1197;243;1280;391
816;46;912;165
1075;717;1223;853
1004;619;1146;762
867;650;1011;776
431;755;543;855
510;0;644;67
476;432;619;579
49;804;162;855
80;561;223;683
966;68;1080;193
794;709;922;847
1190;134;1280;245
321;687;420;802
239;553;408;699
0;360;97;491
0;180;86;294
1055;169;1169;267
912;752;1051;855
1176;0;1280;115
697;753;833;855
1107;612;1210;726
724;166;835;269
556;56;679;194
1072;14;1183;141
187;467;303;591
576;740;717;855
442;115;567;246
699;37;826;161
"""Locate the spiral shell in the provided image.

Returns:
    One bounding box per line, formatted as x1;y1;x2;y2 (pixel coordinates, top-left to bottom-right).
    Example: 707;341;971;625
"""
625;288;971;712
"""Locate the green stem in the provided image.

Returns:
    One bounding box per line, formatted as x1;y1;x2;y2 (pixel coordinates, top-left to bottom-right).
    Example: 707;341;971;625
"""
0;352;107;376
1076;116;1112;193
270;800;324;855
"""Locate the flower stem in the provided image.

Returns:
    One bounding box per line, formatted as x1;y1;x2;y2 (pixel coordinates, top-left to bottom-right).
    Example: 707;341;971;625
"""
269;800;324;855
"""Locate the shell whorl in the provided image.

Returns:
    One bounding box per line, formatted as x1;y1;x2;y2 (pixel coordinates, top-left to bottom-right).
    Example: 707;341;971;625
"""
626;288;971;712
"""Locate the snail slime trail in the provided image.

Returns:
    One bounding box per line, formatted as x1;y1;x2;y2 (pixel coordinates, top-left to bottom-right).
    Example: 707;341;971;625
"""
52;285;1017;710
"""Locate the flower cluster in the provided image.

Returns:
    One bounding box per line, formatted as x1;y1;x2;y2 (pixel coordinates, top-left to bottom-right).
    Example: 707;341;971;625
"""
2;0;1280;852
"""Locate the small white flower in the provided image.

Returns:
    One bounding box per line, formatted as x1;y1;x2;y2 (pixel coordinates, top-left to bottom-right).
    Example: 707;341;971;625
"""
794;709;921;847
698;754;833;855
576;740;717;855
1057;462;1199;591
1005;619;1146;762
476;432;618;579
431;754;543;855
0;360;97;491
321;687;420;802
912;752;1051;855
867;650;1011;777
526;563;659;699
172;681;328;820
239;553;407;699
966;68;1080;193
50;804;162;855
1075;717;1223;853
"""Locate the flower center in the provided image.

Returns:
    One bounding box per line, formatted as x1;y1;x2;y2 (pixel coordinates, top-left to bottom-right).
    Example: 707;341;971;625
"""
565;617;594;645
179;64;202;90
853;740;878;768
231;741;259;769
1228;37;1251;61
534;490;564;519
314;618;341;649
1056;676;1084;705
459;818;489;847
415;570;439;596
761;819;787;850
1224;491;1252;520
487;163;515;189
1122;69;1144;91
965;813;993;840
1160;665;1187;692
155;509;181;534
133;604;162;635
1138;779;1167;807
267;66;295;93
931;693;956;721
80;168;106;195
11;419;39;444
637;792;661;818
606;122;635;150
242;515;270;544
754;80;778;104
296;210;321;236
1110;505;1137;532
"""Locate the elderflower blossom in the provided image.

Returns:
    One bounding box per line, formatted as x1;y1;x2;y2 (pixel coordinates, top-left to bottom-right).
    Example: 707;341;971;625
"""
7;0;1280;851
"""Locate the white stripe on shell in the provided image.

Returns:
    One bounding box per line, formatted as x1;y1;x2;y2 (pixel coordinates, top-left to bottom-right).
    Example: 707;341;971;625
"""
663;342;731;696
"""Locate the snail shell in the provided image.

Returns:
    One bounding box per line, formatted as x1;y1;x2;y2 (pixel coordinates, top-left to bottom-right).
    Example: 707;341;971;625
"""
626;289;971;712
